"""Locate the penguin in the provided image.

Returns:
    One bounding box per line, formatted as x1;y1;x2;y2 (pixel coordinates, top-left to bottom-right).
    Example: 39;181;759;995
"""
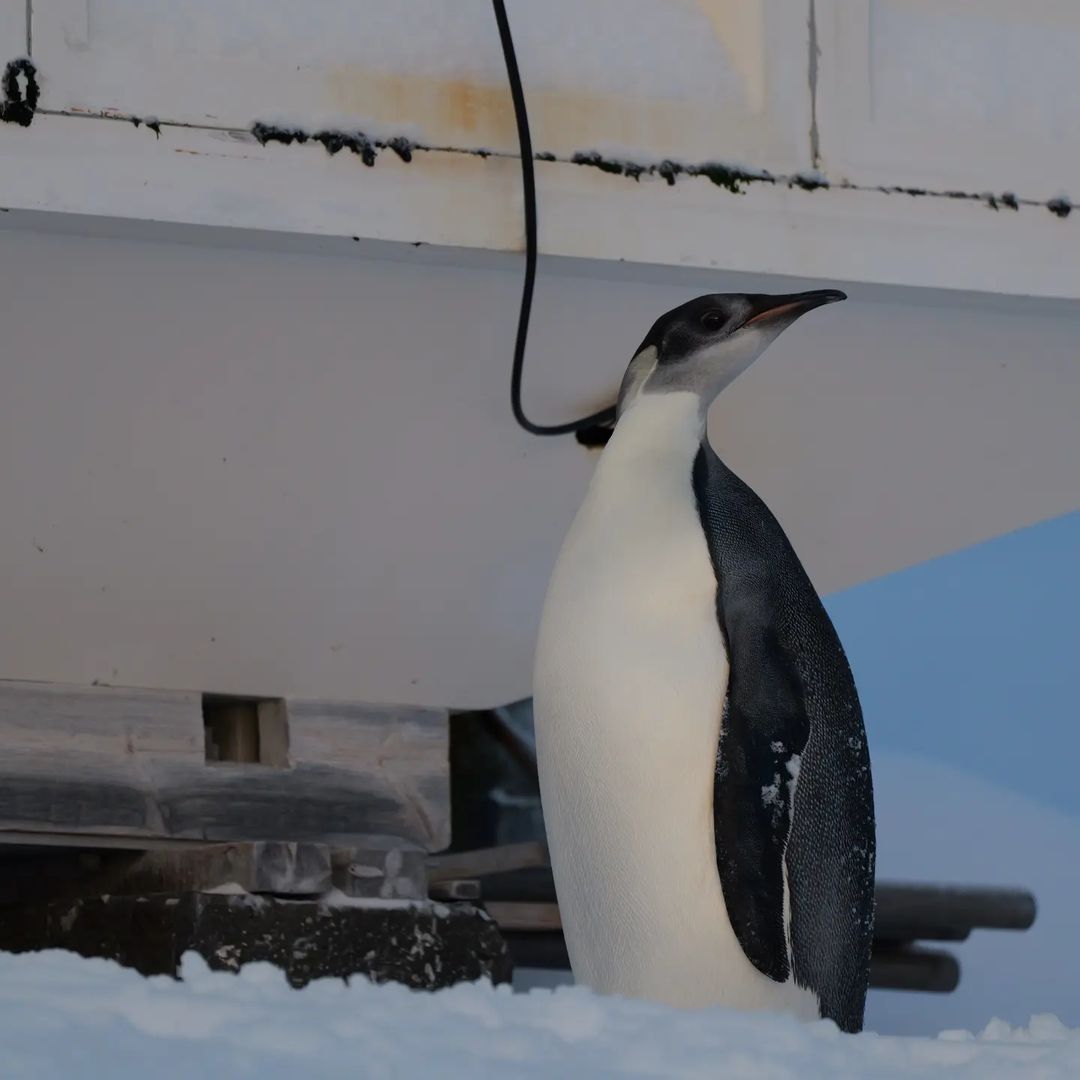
533;290;875;1034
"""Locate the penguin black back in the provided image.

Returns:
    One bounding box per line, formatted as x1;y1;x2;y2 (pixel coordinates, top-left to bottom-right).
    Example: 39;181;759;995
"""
692;442;876;1033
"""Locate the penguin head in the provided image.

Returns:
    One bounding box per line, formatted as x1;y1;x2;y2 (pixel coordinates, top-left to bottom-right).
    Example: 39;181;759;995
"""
616;289;845;416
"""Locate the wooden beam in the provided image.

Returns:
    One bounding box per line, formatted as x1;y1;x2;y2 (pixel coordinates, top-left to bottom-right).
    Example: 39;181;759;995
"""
427;841;549;883
332;844;427;901
0;680;449;850
0;842;333;905
485;901;562;933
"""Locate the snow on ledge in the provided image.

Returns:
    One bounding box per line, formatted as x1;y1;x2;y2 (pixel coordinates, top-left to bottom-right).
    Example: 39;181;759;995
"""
0;951;1075;1078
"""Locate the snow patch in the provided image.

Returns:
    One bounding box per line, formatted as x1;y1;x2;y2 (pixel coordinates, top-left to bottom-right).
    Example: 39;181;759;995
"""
0;950;1076;1077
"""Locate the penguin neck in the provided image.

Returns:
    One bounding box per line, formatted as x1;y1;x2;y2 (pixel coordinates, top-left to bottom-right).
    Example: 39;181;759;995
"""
602;391;707;480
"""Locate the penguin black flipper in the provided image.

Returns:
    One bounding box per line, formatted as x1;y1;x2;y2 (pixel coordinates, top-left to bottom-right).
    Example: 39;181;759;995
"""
692;443;876;1034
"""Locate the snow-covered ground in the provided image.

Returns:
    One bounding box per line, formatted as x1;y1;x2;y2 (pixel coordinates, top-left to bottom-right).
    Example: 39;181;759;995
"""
0;753;1073;1076
0;949;1075;1080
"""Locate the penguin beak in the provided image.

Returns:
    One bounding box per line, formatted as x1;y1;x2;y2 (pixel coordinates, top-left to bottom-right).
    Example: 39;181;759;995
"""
742;289;847;330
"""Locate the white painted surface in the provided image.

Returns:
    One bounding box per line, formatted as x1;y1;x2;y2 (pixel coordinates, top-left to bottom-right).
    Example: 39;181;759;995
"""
0;221;1077;707
0;1;1077;298
31;0;810;169
0;2;24;57
816;0;1080;195
0;3;1078;706
2;115;1076;300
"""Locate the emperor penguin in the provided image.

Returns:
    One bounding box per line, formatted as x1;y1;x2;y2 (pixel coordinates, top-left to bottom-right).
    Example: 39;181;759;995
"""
533;290;875;1034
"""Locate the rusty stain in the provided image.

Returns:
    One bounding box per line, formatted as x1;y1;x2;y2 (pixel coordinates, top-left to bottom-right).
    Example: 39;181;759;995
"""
693;0;767;114
324;67;723;161
40;65;1072;221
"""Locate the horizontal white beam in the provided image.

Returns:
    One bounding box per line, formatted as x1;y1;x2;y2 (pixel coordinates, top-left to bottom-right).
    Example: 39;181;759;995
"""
0;112;1076;300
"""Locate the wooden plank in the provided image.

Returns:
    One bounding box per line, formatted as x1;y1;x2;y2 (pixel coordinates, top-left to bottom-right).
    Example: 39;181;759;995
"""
120;841;333;895
0;831;215;851
429;879;482;902
287;699;450;849
256;700;290;768
0;842;332;905
0;680;203;761
0;681;449;849
428;841;549;883
486;901;562;933
204;700;260;763
332;845;427;901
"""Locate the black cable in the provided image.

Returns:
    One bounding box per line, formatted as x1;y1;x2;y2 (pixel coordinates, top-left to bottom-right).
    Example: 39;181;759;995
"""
491;0;616;443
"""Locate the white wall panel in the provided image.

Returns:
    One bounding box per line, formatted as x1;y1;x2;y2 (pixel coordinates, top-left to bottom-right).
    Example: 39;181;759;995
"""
0;1;25;58
0;221;1077;708
32;0;812;170
816;0;1080;196
2;3;1075;299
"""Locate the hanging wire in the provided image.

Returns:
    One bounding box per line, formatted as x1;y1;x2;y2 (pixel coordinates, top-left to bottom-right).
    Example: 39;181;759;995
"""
491;0;617;443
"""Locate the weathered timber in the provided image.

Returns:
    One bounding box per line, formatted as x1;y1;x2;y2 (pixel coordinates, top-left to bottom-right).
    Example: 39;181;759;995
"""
479;866;558;903
485;901;562;932
429;879;483;902
428;840;548;883
0;680;449;849
0;893;511;990
331;844;427;900
119;841;333;895
0;842;333;905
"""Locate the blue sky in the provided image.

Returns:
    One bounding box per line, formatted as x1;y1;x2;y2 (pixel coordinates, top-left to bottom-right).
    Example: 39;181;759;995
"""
826;509;1080;820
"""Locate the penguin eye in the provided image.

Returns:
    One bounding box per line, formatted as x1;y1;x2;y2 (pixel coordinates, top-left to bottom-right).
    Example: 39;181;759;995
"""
699;310;726;330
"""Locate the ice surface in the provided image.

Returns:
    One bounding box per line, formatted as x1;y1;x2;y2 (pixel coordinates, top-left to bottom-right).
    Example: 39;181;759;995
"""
0;949;1076;1079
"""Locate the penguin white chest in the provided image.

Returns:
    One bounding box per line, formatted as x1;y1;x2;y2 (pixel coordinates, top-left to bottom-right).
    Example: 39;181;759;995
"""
533;394;817;1018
